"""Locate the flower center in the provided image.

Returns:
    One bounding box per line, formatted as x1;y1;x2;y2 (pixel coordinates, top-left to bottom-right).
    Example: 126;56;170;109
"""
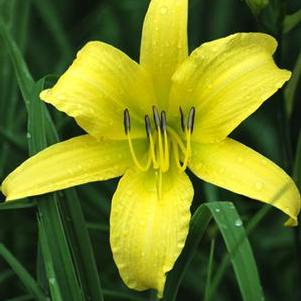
124;106;195;173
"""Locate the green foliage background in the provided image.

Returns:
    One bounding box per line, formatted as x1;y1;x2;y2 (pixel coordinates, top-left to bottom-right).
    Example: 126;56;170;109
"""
0;0;301;300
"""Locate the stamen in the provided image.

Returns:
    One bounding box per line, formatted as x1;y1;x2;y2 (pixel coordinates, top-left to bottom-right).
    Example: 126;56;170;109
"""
187;106;196;133
160;111;169;172
152;106;161;130
157;126;164;169
124;108;131;134
180;129;191;171
124;109;151;172
145;115;151;137
160;111;167;133
179;106;185;132
145;115;159;169
162;128;170;172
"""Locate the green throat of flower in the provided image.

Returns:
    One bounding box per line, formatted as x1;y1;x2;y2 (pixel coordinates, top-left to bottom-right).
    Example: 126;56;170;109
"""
124;106;195;173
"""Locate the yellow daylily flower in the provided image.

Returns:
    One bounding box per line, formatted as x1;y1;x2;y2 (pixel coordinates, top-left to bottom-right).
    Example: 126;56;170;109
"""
1;0;300;297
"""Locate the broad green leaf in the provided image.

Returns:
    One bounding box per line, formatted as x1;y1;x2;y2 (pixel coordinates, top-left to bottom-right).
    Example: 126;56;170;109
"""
0;243;47;301
163;202;264;301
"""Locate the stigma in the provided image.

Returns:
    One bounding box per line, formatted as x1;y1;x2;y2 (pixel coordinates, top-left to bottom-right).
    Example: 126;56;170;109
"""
124;106;195;173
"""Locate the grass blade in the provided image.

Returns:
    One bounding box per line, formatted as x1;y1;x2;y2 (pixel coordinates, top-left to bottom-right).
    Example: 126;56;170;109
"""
0;18;84;301
283;9;301;34
38;76;104;301
284;50;301;117
206;202;264;301
204;239;215;301
0;19;104;301
163;202;264;301
0;244;47;301
293;130;301;189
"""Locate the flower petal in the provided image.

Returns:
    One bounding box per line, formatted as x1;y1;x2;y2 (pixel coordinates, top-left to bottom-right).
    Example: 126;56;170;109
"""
189;138;300;226
110;166;193;297
40;42;156;140
1;135;147;200
169;33;291;142
140;0;188;108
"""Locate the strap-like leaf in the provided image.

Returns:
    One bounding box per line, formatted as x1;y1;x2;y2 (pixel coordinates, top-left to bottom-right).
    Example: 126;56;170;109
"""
163;201;264;301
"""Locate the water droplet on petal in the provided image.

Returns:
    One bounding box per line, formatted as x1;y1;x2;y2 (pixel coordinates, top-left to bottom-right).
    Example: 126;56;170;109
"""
255;182;264;190
160;5;168;15
235;219;242;227
237;156;244;163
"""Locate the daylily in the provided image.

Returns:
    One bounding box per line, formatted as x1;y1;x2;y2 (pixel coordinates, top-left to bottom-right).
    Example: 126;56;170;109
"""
1;0;300;297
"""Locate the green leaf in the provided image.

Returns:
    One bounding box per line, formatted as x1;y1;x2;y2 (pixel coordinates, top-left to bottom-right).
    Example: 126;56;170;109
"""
283;9;301;34
163;202;264;301
0;17;102;301
0;198;36;210
37;76;105;301
0;243;47;301
284;50;301;118
204;239;215;301
32;0;72;59
0;19;104;301
5;295;33;301
293;131;301;190
245;0;269;16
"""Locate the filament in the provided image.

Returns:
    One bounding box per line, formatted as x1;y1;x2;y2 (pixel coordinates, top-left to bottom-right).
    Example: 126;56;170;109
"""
126;132;151;171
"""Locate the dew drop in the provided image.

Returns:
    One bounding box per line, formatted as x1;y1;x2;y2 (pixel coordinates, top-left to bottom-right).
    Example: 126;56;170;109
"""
160;5;168;15
255;182;264;190
234;219;242;227
237;156;244;163
215;208;221;213
49;278;56;285
26;132;31;139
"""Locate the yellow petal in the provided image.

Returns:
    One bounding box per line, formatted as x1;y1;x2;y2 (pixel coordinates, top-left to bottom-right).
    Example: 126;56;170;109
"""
189;138;300;226
140;0;188;109
110;166;193;297
40;42;156;140
169;33;291;142
1;135;147;200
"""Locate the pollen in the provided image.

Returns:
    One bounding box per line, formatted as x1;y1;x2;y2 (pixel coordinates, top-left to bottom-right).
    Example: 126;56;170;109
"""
123;106;195;173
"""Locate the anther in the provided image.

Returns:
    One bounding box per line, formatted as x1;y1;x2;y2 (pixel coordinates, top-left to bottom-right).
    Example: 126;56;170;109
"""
187;107;196;133
152;106;161;130
145;115;152;137
179;106;185;132
160;111;167;132
124;108;131;134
